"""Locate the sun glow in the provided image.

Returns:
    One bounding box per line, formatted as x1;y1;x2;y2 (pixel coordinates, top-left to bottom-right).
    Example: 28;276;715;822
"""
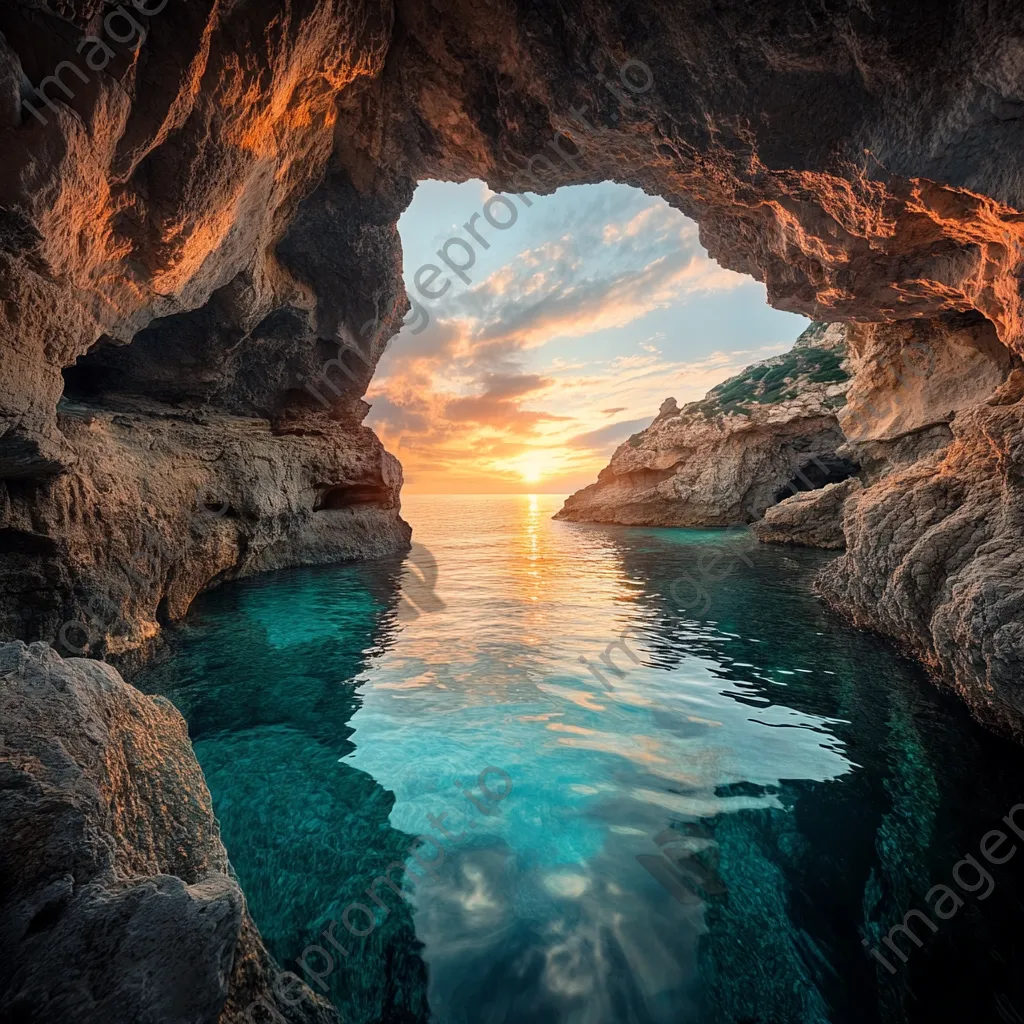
366;178;808;495
508;452;562;485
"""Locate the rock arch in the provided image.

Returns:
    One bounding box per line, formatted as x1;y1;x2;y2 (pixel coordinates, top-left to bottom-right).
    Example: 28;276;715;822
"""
0;0;1021;721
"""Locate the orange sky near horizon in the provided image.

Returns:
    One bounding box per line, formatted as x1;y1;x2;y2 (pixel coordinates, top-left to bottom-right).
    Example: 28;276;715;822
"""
365;180;807;495
369;345;792;494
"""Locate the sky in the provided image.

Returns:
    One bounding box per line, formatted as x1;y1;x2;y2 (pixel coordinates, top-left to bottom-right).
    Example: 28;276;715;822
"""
365;180;809;494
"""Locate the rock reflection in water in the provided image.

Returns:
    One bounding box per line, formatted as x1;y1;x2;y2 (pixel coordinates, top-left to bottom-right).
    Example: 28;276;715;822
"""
139;556;430;1024
141;495;1024;1024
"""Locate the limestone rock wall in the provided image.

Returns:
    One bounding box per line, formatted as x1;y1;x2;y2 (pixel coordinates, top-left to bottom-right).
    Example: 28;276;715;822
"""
817;321;1024;730
556;323;855;526
1;2;1024;721
752;478;862;551
1;398;408;656
0;640;337;1024
0;0;416;650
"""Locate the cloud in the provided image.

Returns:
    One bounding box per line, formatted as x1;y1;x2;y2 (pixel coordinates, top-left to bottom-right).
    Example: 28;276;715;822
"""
444;395;570;427
441;370;571;428
466;250;741;353
435;208;743;356
365;393;431;433
366;180;798;493
380;189;744;387
565;418;652;451
476;372;553;400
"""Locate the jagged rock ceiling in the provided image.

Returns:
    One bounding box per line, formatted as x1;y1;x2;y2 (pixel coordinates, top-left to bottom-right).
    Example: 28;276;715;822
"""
3;0;1024;475
0;0;1023;723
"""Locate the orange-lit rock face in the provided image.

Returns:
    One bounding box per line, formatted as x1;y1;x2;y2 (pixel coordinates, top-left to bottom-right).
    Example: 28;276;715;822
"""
2;0;1024;716
0;0;395;473
696;173;1024;346
819;356;1024;731
6;0;1024;468
5;0;1024;472
839;317;1017;444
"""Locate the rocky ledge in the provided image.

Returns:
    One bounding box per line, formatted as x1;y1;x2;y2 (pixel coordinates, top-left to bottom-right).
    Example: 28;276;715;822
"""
751;478;862;551
0;640;337;1024
562;312;1024;730
556;323;857;526
1;397;409;659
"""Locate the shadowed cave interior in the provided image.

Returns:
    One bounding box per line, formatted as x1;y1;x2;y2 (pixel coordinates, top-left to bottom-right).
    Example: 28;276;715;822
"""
3;2;1024;1023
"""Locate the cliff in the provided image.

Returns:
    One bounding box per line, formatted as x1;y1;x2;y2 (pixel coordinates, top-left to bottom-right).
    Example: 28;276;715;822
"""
562;310;1024;728
816;316;1024;730
4;0;1024;1009
0;640;337;1024
3;399;408;659
556;323;856;526
4;0;1024;675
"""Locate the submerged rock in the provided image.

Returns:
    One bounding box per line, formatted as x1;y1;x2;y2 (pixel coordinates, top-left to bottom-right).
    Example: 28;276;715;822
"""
556;323;855;526
0;640;338;1024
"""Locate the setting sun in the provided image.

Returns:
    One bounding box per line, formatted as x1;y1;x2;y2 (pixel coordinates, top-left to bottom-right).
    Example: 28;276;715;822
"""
10;6;1017;1019
364;180;806;495
506;451;563;485
518;459;546;484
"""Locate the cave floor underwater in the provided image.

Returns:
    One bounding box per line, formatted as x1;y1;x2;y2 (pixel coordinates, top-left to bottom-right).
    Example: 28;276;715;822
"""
137;493;1024;1024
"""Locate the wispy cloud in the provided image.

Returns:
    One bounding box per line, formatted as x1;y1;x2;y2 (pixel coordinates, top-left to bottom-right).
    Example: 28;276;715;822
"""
565;418;653;451
367;182;796;493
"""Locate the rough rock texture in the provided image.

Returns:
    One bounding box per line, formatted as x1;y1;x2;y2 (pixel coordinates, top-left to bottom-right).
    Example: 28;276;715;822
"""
0;640;338;1024
817;322;1024;730
556;323;856;526
839;314;1017;445
1;398;408;656
2;0;1024;1009
0;0;415;650
3;0;1024;680
0;0;405;476
752;478;862;550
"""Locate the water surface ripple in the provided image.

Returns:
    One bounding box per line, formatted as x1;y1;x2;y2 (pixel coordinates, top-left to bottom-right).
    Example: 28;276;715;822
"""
139;494;1024;1024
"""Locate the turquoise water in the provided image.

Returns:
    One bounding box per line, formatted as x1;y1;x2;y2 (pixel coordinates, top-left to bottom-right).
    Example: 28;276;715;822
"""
139;494;1024;1024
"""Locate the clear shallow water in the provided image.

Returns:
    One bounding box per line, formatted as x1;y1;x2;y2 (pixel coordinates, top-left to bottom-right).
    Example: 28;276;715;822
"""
139;494;1024;1024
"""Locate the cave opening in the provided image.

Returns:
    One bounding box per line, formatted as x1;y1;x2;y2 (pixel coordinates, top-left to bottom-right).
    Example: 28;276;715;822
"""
6;5;1024;1021
61;340;123;404
57;294;357;420
315;483;393;509
774;454;861;504
366;178;808;495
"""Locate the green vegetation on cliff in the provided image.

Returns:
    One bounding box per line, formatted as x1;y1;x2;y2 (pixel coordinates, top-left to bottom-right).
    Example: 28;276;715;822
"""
696;323;850;417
